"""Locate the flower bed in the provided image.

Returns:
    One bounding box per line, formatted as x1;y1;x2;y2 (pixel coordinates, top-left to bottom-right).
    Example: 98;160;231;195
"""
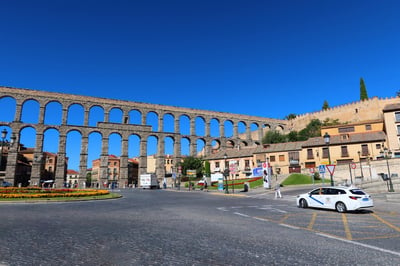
0;187;110;199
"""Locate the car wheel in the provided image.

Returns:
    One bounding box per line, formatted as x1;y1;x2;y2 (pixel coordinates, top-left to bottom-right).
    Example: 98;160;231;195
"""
299;199;308;208
335;202;347;213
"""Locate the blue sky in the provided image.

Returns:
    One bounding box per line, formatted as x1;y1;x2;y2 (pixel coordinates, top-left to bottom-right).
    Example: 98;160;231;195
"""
1;0;400;170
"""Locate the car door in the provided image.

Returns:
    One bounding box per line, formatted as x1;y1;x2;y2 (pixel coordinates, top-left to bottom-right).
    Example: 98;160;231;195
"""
308;188;327;208
323;188;338;209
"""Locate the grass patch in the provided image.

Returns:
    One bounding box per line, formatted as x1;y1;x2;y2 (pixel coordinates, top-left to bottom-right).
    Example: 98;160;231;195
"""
281;173;328;186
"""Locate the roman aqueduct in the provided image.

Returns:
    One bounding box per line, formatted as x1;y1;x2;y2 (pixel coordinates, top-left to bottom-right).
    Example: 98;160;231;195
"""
0;86;287;187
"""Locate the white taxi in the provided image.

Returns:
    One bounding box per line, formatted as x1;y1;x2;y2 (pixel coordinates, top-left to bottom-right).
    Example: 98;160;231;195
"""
296;186;373;213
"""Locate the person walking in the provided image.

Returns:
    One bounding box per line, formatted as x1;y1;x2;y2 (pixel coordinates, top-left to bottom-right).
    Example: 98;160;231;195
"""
275;182;282;198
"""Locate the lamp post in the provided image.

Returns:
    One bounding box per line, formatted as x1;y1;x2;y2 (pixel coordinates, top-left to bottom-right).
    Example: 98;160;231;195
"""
0;128;8;171
357;151;364;179
380;148;394;192
223;153;229;194
323;132;334;186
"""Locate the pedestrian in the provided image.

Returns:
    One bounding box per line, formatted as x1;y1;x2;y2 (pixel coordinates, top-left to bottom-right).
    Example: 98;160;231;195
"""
275;183;282;198
204;179;208;192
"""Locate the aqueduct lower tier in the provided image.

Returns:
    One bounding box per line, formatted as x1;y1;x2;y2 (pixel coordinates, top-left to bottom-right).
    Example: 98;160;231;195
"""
0;86;287;187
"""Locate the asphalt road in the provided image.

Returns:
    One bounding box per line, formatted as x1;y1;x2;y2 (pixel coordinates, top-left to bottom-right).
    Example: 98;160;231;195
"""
0;188;399;266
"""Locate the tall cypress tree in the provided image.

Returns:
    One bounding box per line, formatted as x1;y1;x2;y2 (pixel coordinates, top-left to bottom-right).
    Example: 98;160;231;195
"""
322;100;329;110
360;77;368;101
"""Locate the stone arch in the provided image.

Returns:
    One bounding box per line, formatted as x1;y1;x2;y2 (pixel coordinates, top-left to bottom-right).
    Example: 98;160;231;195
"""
128;109;142;125
146;111;159;132
109;107;123;124
223;119;234;138
67;103;84;126
210;118;220;137
21;99;40;124
195;116;205;137
0;96;16;122
179;114;191;136
163;113;175;133
44;101;63;125
88;105;105;127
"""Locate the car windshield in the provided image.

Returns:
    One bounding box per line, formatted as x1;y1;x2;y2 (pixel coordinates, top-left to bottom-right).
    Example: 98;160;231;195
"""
349;189;366;195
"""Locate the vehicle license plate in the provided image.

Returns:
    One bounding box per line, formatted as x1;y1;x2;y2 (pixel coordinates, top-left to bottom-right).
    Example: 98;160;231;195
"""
362;198;369;201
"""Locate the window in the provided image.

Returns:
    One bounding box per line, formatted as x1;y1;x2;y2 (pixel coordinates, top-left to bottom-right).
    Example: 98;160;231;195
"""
395;112;400;122
322;147;329;159
270;156;276;162
341;134;349;140
341;146;349;157
361;144;368;156
307;149;314;159
279;155;285;161
365;124;372;130
215;162;220;168
397;125;400;135
288;151;299;161
376;143;382;150
338;126;355;133
245;160;250;168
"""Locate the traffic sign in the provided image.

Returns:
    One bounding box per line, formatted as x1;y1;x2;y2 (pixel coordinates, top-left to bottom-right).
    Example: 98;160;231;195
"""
350;163;356;169
309;168;315;174
318;165;326;174
326;165;336;175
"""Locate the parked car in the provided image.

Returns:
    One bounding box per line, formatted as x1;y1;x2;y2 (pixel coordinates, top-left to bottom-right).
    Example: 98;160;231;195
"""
296;186;373;213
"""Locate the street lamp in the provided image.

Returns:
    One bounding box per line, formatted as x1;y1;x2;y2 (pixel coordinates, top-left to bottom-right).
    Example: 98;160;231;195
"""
223;153;229;194
0;128;8;171
323;132;334;186
380;148;394;192
357;151;364;179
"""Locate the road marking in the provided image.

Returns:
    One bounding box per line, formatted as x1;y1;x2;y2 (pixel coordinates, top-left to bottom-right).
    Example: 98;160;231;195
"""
234;212;250;218
316;233;400;257
279;214;290;223
280;223;300;230
307;213;317;230
342;213;353;240
371;213;400;232
254;217;269;222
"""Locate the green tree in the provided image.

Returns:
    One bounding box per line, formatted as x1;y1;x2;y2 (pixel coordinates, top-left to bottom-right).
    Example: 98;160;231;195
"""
287;131;299;142
322;100;330;110
285;113;297;120
179;156;204;178
203;160;211;177
360;77;368;101
86;172;92;186
262;130;287;144
322;118;340;126
298;119;322;140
